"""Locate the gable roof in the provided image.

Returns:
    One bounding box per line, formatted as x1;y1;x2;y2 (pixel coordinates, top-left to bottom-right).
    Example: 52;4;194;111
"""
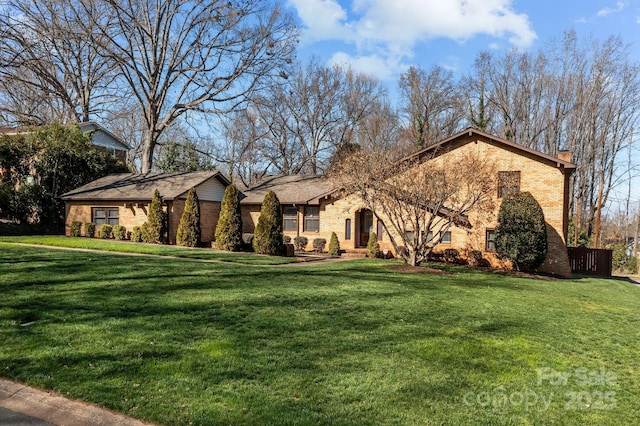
78;122;130;151
240;175;333;205
399;128;577;171
60;171;230;202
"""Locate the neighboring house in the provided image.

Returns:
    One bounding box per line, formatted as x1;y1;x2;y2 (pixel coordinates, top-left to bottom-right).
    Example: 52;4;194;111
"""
0;122;129;163
77;122;130;163
61;171;230;244
61;128;576;277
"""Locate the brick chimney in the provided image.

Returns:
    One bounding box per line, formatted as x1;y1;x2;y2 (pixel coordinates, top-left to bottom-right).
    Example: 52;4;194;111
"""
557;150;572;163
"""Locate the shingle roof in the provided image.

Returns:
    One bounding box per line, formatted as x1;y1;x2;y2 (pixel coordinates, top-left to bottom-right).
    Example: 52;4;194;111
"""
240;175;334;205
60;171;229;201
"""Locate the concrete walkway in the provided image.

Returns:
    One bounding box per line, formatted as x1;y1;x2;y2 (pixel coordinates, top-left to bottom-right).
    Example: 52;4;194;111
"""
0;379;155;426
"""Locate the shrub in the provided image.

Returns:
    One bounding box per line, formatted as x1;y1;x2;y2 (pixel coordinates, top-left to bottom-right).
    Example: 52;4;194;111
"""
313;238;326;253
99;224;113;239
242;233;254;251
253;191;285;256
214;184;243;251
146;189;167;244
176;187;201;247
113;225;127;240
443;248;460;263
85;222;96;238
367;232;380;258
70;221;82;237
283;235;292;244
495;191;547;271
140;222;154;243
328;232;340;256
293;236;308;251
131;226;143;242
613;244;639;274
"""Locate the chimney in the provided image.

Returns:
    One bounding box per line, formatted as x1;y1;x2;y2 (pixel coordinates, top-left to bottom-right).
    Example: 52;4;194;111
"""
557;150;572;163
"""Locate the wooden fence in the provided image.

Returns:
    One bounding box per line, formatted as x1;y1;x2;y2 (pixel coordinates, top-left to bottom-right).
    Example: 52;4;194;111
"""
567;247;613;278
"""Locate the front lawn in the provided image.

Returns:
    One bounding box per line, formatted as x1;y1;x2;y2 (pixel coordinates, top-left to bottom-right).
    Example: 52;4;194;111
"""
1;243;639;425
0;235;298;265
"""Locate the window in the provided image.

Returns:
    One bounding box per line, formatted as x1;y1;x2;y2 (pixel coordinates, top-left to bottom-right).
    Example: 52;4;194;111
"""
376;219;384;241
283;206;298;232
498;171;521;198
405;231;415;244
93;207;119;225
106;147;116;158
345;219;352;240
426;231;433;243
441;231;452;244
304;206;319;232
486;229;496;252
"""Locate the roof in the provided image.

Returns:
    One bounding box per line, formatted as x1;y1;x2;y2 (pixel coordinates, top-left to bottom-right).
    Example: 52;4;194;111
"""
399;128;577;171
240;175;334;205
60;171;230;201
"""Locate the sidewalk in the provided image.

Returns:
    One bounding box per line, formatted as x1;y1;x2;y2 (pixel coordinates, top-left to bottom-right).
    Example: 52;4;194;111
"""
0;379;156;426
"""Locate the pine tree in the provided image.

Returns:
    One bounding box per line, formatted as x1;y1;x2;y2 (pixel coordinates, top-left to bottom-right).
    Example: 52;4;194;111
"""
176;187;201;247
253;190;285;256
328;232;341;256
146;189;167;244
495;191;548;271
214;184;243;251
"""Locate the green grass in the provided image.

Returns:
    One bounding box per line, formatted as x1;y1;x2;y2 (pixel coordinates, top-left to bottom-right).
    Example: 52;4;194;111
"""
1;243;640;425
0;236;298;265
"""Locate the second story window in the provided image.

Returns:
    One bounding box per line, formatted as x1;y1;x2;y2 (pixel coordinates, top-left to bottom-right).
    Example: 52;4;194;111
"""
498;171;521;198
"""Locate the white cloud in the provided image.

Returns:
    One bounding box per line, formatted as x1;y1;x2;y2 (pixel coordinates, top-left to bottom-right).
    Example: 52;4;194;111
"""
597;1;626;17
329;51;402;80
288;0;537;79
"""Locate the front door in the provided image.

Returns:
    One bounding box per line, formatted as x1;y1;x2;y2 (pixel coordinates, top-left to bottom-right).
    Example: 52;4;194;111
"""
359;209;373;247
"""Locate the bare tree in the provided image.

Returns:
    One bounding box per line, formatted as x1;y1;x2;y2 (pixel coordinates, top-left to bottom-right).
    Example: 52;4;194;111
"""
399;65;466;149
0;0;117;125
85;0;297;173
331;145;496;266
221;59;388;176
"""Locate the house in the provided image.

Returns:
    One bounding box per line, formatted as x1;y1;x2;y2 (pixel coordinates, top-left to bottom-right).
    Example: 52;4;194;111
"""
77;122;130;163
61;128;576;277
61;171;230;243
0;122;129;162
239;128;575;277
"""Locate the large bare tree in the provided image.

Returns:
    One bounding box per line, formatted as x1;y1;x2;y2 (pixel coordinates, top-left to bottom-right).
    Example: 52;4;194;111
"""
87;0;297;173
0;0;117;125
399;65;466;149
220;59;387;176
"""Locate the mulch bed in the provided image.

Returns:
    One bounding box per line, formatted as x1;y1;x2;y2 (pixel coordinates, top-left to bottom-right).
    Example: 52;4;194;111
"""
384;264;450;275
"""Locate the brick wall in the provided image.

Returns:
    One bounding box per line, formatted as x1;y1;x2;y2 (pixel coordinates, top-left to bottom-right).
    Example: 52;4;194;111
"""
65;199;221;244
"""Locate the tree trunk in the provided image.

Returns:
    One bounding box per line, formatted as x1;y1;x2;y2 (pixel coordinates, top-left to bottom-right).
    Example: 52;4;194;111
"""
593;179;604;249
140;136;155;173
633;207;639;258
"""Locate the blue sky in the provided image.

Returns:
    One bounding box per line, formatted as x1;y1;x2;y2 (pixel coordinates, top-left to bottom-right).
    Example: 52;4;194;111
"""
285;0;640;212
286;0;640;83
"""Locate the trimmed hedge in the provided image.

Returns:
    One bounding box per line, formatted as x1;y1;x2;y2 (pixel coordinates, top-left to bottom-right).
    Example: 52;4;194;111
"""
367;232;380;258
214;184;243;251
113;225;127;240
313;238;326;253
176;187;201;247
328;232;340;256
70;221;82;237
293;236;308;251
253;191;285;256
100;224;113;239
85;222;96;238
